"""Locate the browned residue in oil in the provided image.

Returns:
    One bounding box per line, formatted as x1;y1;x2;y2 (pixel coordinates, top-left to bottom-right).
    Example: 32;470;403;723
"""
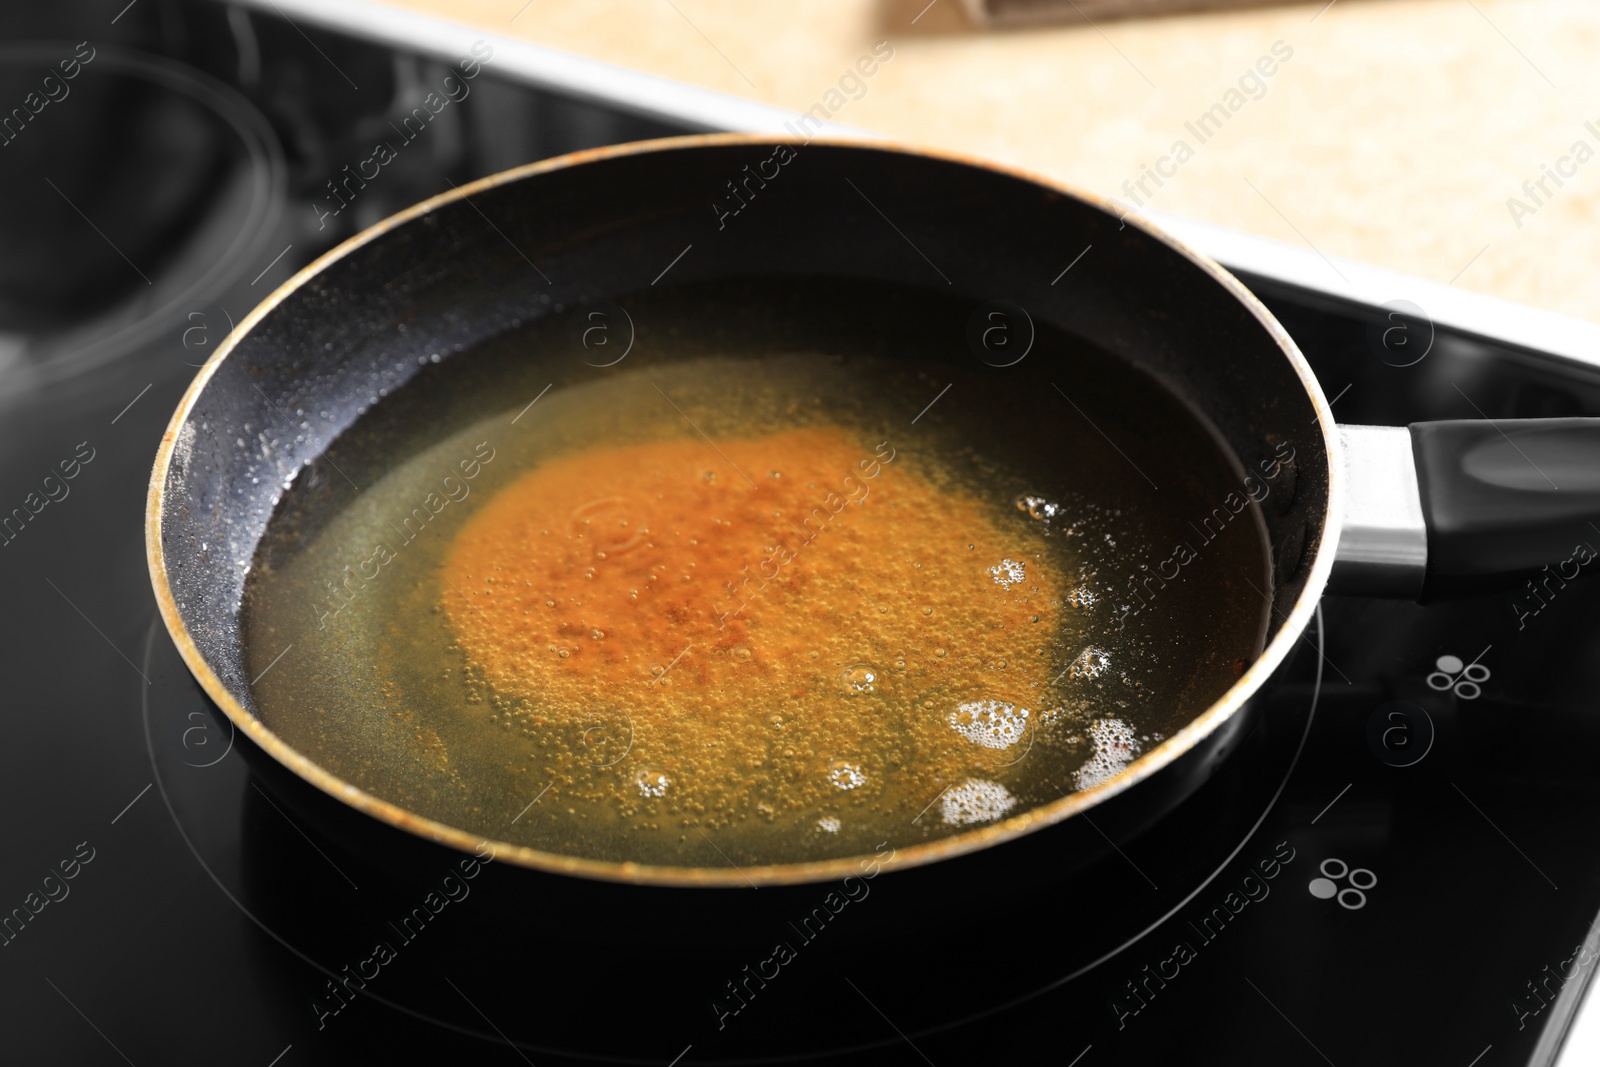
441;425;1061;827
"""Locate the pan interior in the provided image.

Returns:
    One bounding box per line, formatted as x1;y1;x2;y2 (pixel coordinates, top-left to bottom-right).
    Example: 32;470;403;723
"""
239;276;1273;869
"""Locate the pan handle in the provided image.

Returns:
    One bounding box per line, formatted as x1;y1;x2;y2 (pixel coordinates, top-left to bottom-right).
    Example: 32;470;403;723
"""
1411;418;1600;598
1330;420;1600;600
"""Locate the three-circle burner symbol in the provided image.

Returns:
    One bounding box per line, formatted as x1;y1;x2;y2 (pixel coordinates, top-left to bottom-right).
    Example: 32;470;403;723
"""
1427;652;1489;700
1308;858;1376;910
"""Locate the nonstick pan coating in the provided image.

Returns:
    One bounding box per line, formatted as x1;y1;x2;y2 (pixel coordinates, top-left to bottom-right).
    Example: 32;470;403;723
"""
147;135;1340;885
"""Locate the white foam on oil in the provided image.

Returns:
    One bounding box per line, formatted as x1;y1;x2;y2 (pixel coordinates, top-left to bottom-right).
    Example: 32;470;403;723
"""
989;558;1026;588
635;769;672;797
1074;718;1140;790
829;761;867;791
948;700;1029;750
1068;646;1111;680
940;778;1017;825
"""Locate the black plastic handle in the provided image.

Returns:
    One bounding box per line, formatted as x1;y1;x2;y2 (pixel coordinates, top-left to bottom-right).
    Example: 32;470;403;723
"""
1411;418;1600;598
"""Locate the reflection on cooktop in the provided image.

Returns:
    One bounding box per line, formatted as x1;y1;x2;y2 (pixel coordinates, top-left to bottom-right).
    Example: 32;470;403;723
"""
0;42;283;395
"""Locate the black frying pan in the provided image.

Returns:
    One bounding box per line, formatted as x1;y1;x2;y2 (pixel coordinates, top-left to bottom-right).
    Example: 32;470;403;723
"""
147;135;1597;890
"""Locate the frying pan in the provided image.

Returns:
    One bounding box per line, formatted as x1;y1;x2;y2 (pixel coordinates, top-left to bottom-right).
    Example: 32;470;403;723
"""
146;134;1596;888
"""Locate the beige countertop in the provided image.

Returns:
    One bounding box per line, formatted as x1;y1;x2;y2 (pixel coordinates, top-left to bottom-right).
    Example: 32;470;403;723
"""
389;0;1599;323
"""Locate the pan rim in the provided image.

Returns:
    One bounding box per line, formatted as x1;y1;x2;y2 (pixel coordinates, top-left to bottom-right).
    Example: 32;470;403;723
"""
145;132;1345;887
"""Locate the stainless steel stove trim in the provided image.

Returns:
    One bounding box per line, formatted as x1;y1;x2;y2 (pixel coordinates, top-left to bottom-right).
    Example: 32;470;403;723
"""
1327;425;1426;598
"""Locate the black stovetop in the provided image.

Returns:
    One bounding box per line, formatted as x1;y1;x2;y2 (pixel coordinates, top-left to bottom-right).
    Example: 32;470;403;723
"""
3;4;1599;1065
